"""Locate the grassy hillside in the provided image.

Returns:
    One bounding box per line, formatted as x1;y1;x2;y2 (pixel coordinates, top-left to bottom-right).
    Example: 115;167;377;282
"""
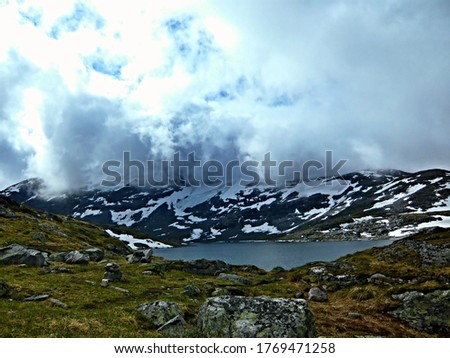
1;195;448;337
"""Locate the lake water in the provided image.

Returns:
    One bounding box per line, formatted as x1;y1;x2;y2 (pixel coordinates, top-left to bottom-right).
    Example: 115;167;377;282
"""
155;239;394;271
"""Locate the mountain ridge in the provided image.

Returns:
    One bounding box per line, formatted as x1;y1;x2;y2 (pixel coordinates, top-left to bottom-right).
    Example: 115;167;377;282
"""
3;168;450;244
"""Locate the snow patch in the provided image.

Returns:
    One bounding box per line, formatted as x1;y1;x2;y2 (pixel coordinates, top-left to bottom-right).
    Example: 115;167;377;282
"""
105;229;172;249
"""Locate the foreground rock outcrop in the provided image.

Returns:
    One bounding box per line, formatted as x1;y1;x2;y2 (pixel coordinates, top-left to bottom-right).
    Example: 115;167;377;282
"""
390;290;450;334
137;300;186;336
197;295;316;338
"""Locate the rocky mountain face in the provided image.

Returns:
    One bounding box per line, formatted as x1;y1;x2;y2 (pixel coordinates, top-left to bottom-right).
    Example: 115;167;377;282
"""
2;169;450;244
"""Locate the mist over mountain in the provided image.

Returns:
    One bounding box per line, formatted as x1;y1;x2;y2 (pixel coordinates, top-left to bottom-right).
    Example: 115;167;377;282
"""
1;1;450;192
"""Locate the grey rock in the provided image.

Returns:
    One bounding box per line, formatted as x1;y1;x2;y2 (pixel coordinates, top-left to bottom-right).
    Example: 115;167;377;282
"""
137;300;184;328
367;273;403;285
110;285;131;295
218;273;252;285
24;294;50;301
100;279;109;287
49;298;68;309
347;312;363;319
42;266;71;274
157;315;187;337
392;291;424;302
197;296;316;338
182;285;201;296
308;287;328;302
32;232;47;242
127;249;153;263
183;259;230;276
0;244;47;267
0;279;10;297
105;263;121;272
390;290;450;334
104;263;122;282
65;251;89;265
48;252;68;263
82;248;104;262
294;291;305;299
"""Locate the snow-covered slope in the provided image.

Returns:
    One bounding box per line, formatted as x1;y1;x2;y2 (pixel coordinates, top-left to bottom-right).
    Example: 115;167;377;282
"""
3;169;450;243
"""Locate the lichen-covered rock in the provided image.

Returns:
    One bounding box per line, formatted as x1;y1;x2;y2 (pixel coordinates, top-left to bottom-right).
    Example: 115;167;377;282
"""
137;300;184;330
390;290;450;334
308;287;328;302
197;296;316;338
0;244;47;267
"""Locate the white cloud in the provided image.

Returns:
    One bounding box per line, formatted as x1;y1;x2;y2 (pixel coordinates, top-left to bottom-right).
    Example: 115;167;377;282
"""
0;0;449;190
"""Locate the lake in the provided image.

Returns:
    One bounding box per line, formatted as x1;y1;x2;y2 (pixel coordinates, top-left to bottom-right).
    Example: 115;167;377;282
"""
155;239;394;271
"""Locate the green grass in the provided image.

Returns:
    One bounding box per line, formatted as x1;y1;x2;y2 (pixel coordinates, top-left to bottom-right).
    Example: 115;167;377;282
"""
1;198;449;337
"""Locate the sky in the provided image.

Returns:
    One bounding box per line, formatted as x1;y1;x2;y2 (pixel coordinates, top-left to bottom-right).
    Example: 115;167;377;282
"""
0;0;449;191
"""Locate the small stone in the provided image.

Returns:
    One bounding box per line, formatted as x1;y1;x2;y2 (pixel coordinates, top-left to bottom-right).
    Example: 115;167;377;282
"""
49;298;68;309
294;291;305;299
32;232;47;242
348;312;363;319
182;285;201;296
100;279;109;287
110;285;131;296
142;271;153;276
85;280;96;286
24;294;50;302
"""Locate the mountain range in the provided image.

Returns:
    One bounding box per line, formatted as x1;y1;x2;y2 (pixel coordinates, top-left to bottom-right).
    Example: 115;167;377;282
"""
2;169;450;245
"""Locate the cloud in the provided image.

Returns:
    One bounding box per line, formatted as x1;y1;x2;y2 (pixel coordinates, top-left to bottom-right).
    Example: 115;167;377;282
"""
0;0;449;190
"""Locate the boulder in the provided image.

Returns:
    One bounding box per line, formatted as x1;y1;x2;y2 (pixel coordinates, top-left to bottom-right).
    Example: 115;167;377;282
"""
137;300;184;329
181;285;201;296
197;296;316;338
308;287;328;302
82;248;104;262
218;273;252;285
183;259;230;276
0;279;10;297
103;263;122;282
157;315;187;337
32;232;47;242
48;252;68;263
65;251;89;265
127;249;153;263
0;244;47;267
390;290;450;334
